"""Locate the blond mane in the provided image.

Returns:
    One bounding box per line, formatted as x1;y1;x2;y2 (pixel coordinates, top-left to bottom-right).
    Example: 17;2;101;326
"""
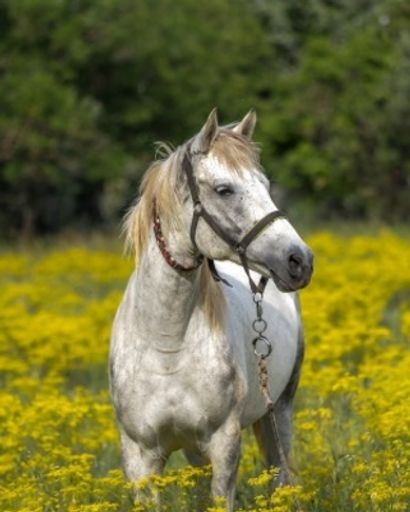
124;129;261;330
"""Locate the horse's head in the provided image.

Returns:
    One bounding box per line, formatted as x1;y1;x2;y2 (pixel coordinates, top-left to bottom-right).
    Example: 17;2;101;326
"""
181;109;313;292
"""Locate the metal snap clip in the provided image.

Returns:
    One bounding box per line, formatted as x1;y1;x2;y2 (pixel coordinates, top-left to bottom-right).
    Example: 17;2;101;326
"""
253;292;263;303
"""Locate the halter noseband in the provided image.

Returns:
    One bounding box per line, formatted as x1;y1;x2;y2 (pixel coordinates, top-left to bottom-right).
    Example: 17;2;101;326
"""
181;149;285;294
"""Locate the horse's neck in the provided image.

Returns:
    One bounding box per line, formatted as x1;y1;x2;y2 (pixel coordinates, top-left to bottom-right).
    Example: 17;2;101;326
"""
134;231;200;351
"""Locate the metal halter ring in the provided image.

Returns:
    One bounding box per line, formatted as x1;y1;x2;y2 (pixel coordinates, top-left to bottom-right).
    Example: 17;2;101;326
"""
252;335;272;359
252;318;267;334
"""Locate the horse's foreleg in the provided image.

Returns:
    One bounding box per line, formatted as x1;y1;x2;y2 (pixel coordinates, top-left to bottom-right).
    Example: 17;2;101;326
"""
252;400;293;486
120;428;166;505
206;417;241;512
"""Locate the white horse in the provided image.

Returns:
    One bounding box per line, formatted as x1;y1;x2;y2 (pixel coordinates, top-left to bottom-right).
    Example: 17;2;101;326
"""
109;109;313;510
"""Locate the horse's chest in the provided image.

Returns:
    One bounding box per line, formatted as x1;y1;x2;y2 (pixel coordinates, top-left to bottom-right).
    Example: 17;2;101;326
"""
120;348;241;449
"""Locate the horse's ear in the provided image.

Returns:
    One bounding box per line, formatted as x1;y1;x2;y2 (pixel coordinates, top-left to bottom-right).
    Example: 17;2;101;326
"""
191;108;219;154
233;109;257;139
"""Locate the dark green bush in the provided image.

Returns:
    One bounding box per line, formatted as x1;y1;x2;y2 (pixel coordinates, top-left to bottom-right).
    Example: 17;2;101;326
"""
0;0;408;237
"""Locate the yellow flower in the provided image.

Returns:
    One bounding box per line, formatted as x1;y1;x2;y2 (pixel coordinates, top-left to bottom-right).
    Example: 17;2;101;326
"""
1;231;409;511
248;467;279;487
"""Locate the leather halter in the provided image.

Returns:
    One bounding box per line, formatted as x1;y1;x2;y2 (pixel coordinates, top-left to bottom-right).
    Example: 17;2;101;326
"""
181;148;285;294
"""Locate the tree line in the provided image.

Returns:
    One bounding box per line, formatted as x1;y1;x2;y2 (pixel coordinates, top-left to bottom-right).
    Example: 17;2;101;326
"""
0;0;408;238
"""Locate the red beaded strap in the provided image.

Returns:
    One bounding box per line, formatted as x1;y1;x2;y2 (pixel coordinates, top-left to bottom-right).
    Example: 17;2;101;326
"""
153;202;203;272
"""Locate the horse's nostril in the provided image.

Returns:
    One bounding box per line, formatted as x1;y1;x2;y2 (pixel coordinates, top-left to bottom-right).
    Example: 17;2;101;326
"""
289;253;302;267
287;247;304;279
286;245;314;284
288;256;302;276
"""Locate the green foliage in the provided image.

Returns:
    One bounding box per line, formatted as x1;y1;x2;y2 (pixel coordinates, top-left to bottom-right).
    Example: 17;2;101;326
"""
0;0;408;236
260;4;410;220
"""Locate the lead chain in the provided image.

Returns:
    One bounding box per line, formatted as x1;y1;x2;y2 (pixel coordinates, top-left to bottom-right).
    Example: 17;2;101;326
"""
251;292;272;359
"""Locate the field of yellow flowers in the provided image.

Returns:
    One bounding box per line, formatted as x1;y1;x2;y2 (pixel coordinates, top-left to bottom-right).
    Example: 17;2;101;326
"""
1;231;409;512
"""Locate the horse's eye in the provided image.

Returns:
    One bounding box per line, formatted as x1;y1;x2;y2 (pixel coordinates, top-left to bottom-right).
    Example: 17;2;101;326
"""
214;185;234;197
